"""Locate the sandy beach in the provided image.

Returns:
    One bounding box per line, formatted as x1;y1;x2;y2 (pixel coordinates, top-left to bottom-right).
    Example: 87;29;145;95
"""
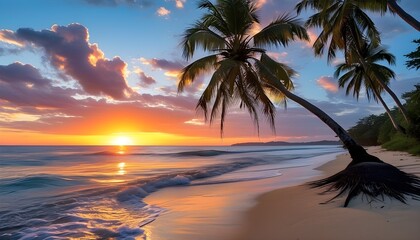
230;146;420;240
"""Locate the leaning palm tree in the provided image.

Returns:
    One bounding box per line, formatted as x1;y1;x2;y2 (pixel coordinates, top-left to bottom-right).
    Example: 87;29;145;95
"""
179;0;420;207
296;0;411;123
334;43;404;133
356;0;420;31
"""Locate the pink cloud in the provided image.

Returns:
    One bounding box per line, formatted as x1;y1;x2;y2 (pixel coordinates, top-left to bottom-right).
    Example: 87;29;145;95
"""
5;24;133;99
304;28;318;48
317;76;338;92
254;0;267;8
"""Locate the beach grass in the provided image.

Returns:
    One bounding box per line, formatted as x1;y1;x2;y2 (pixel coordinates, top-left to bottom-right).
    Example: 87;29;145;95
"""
382;134;420;155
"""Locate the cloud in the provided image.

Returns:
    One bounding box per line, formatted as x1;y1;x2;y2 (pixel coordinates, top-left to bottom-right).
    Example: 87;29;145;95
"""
0;62;78;108
184;118;205;126
0;30;25;47
2;24;134;99
317;76;338;93
304;28;318;48
157;7;171;17
267;51;288;61
140;57;183;78
254;0;268;9
175;0;186;8
135;69;157;87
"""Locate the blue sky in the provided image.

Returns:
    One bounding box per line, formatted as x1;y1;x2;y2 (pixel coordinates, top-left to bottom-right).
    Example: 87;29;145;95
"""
0;0;419;145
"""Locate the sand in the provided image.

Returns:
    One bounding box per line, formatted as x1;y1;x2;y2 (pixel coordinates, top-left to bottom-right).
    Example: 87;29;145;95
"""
230;146;420;240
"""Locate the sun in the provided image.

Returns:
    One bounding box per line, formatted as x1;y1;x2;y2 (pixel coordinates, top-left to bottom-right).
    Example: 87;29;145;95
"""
111;136;134;146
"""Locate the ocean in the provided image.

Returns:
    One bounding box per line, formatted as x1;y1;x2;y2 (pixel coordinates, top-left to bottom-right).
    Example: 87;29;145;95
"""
0;145;344;239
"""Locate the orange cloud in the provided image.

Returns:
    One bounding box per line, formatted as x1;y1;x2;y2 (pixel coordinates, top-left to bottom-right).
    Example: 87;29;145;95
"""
157;7;170;16
317;76;338;92
0;30;24;47
140;57;183;78
175;0;186;8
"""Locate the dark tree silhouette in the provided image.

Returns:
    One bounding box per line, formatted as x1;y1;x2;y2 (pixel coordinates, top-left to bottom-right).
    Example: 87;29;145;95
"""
178;0;420;207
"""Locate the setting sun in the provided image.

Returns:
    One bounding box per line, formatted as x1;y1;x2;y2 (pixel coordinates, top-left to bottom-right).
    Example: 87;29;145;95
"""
111;136;134;146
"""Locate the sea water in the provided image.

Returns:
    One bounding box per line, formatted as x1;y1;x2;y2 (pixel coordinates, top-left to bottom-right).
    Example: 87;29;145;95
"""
0;145;344;239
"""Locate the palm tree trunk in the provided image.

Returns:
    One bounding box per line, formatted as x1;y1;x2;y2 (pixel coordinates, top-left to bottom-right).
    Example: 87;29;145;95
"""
346;24;411;125
375;77;411;124
387;0;420;31
373;87;404;133
271;79;379;164
273;79;420;207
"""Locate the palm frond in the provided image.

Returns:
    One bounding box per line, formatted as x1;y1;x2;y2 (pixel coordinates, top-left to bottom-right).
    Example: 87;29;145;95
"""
243;64;277;131
259;53;296;90
181;23;227;60
253;14;308;48
178;54;218;92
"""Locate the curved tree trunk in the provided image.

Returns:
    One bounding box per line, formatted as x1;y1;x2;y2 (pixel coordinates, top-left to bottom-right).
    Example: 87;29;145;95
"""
375;77;411;124
271;77;420;207
375;90;403;132
371;81;405;133
346;23;411;125
387;0;420;31
271;78;377;164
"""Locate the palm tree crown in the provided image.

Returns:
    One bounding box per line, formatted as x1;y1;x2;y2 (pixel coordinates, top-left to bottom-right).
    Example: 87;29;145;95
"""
178;0;308;135
334;43;395;101
334;43;405;132
296;0;380;63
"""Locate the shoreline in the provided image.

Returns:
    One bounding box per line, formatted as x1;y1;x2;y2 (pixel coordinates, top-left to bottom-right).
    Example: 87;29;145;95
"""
142;148;345;240
229;146;420;240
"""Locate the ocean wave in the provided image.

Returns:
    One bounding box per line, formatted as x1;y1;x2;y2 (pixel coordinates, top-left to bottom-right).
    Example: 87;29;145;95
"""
0;158;265;239
0;175;85;192
115;158;261;204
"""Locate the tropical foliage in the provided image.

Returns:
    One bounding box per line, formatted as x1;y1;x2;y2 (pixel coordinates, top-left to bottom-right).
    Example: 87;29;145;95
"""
347;85;420;155
178;0;308;135
405;39;420;70
180;0;420;207
334;43;405;132
296;0;410;127
296;0;380;62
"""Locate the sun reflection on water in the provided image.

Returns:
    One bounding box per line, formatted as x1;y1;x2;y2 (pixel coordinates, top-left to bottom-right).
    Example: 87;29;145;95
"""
118;162;126;175
116;145;127;155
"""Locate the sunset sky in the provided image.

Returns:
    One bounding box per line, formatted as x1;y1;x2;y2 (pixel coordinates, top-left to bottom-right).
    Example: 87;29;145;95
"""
0;0;418;145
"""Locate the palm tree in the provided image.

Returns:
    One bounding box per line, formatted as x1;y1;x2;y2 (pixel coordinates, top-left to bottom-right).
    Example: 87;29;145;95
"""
334;43;405;132
179;0;420;207
296;0;380;62
296;0;411;123
356;0;420;31
296;0;420;31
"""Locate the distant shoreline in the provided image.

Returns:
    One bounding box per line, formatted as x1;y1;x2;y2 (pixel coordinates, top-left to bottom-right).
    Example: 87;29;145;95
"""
231;140;341;147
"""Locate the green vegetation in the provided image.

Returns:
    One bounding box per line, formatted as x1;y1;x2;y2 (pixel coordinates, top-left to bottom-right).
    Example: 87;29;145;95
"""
405;39;420;70
348;85;420;155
